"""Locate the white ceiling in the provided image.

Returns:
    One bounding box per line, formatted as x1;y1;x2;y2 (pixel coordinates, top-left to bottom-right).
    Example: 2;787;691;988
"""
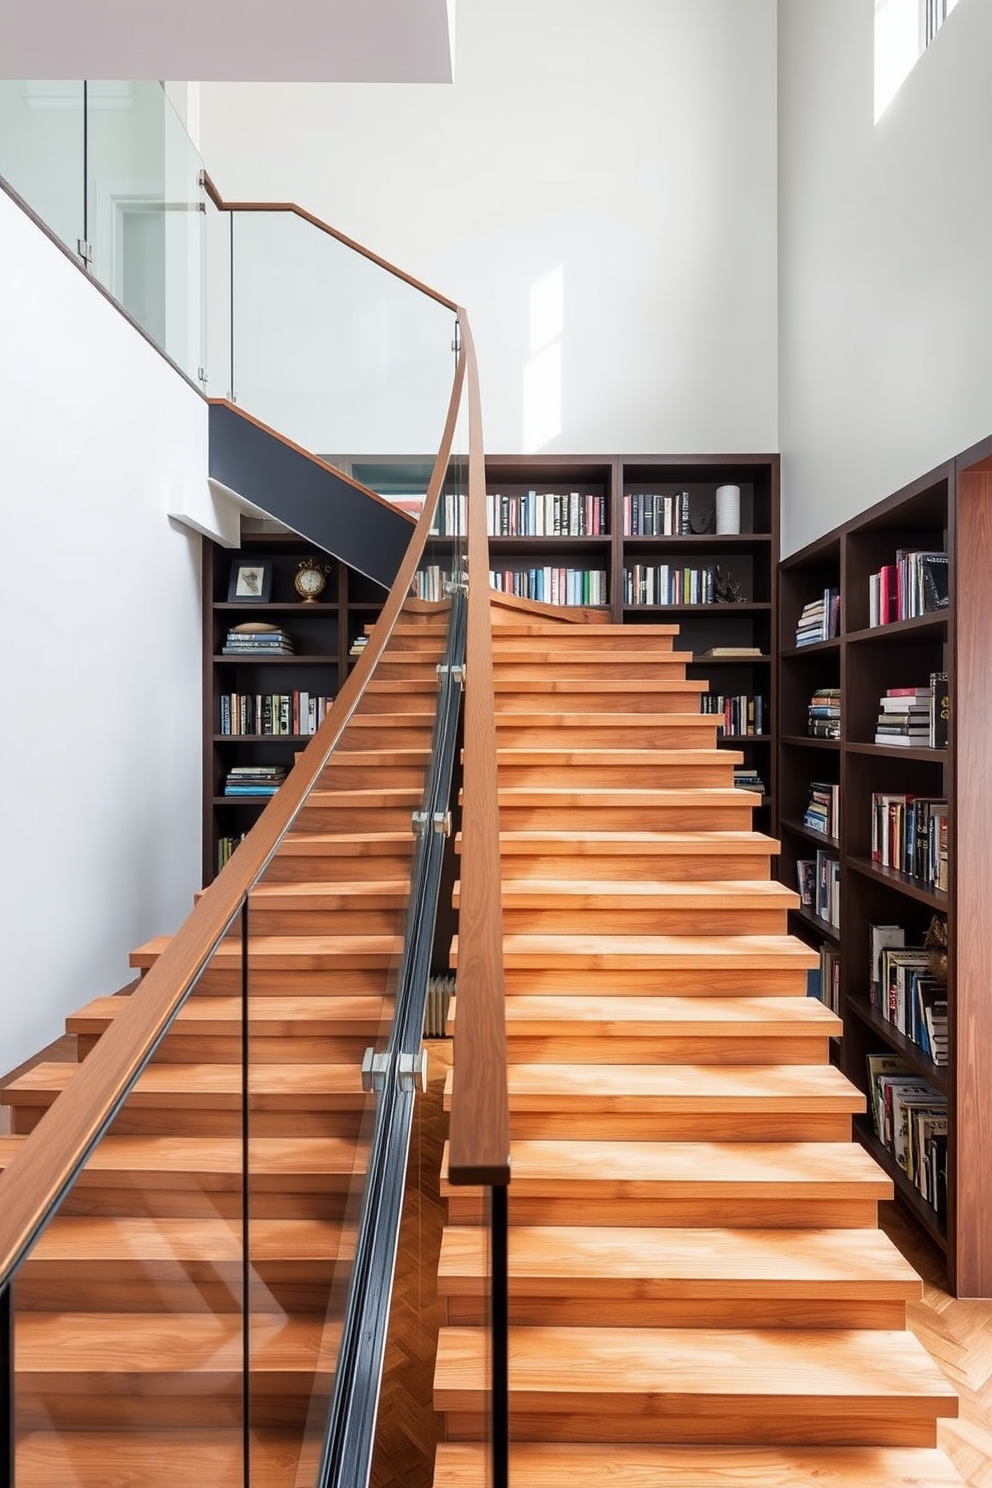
0;0;455;82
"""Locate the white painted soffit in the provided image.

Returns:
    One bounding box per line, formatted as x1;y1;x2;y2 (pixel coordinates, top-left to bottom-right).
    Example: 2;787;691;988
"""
0;0;455;82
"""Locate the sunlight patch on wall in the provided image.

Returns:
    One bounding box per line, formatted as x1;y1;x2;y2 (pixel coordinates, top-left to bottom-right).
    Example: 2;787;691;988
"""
522;265;562;452
875;0;960;122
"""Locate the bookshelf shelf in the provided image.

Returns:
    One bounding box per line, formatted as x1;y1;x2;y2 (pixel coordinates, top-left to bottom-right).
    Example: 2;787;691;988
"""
622;602;771;615
781;735;841;751
790;905;840;943
844;854;948;911
777;440;992;1296
845;993;948;1093
854;1117;947;1248
779;819;840;853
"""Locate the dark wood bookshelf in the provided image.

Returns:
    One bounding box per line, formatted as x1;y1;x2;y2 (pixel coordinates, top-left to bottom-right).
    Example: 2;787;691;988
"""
789;905;840;944
777;437;992;1297
779;819;840;853
202;530;387;886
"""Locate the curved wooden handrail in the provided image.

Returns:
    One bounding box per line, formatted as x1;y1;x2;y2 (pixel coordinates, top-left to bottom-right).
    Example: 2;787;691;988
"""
0;335;467;1288
447;311;511;1188
202;171;458;314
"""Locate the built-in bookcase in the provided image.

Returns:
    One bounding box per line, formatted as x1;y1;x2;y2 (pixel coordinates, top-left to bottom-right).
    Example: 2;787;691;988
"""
202;530;386;885
778;440;992;1297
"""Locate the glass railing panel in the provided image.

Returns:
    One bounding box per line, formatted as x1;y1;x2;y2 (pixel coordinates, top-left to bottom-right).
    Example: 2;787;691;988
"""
0;80;84;255
86;80;206;387
11;911;248;1485
247;544;450;1484
230;209;456;482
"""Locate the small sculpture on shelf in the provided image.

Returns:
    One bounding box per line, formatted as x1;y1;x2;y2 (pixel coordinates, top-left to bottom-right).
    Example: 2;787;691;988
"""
689;506;714;535
713;565;743;604
925;915;948;984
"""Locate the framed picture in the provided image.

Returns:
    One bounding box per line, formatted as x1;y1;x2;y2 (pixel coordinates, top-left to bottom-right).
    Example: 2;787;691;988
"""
228;559;273;603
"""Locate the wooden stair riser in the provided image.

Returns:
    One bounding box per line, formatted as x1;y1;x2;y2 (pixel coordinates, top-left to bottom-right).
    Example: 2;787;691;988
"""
15;1261;345;1317
494;688;706;714
496;761;738;789
292;805;417;833
434;1326;956;1448
357;689;441;715
492;635;678;654
495;720;720;748
240;907;408;936
497;905;791;936
433;1443;966;1488
495;803;754;831
492;659;694;682
495;856;775;882
315;765;428;789
501;1032;834;1065
261;853;415;884
499;967;811;996
184;968;393;997
444;1295;907;1330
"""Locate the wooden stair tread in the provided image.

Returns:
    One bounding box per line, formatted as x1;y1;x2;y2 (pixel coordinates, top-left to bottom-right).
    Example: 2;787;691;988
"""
433;1442;965;1487
441;1138;892;1198
492;934;819;967
497;994;841;1037
28;1215;353;1264
4;1061;365;1107
131;934;404;968
67;993;390;1037
442;1063;863;1113
434;1325;957;1410
17;1310;334;1373
438;1225;921;1297
491;623;680;637
495;788;751;804
494;677;707;692
0;1133;364;1181
495;649;688;664
15;1427;322;1488
299;787;421;805
495;712;715;726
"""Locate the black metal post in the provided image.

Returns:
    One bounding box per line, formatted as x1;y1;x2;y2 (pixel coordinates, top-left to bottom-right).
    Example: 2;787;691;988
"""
1;1279;13;1488
491;1184;509;1488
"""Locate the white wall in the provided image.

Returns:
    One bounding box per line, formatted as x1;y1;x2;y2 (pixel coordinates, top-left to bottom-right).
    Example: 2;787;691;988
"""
0;189;206;1075
199;0;780;458
778;0;992;554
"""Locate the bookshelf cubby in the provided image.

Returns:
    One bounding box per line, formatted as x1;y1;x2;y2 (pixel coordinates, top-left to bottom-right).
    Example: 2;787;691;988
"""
777;440;992;1296
202;530;386;884
477;453;779;835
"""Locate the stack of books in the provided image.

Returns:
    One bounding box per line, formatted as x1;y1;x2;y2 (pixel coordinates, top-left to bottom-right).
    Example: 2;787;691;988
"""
868;550;949;626
866;1054;947;1213
807;687;841;739
733;767;764;794
804;780;839;838
874;686;932;746
795;588;840;645
223;765;287;797
222;622;294;655
349;635;369;659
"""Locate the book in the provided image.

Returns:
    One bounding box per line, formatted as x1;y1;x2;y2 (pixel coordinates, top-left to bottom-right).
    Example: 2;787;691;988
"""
700;646;764;657
869;924;904;1006
866;1053;911;1139
929;671;949;748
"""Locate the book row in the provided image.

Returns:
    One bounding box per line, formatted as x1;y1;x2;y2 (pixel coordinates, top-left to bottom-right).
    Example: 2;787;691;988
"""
803;780;840;839
873;679;948;749
216;833;246;872
869;927;948;1067
699;693;766;737
489;568;608;607
795;588;840;645
223;765;286;798
796;849;840;930
871;792;948;892
218;692;335;737
806;942;840;1016
483;489;608;538
807;686;841;739
622;490;695;537
621;563;733;607
867;1054;946;1215
868;549;948;627
221;623;295;656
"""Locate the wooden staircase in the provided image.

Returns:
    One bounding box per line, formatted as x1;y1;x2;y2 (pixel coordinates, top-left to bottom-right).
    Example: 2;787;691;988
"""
433;609;963;1488
1;612;450;1487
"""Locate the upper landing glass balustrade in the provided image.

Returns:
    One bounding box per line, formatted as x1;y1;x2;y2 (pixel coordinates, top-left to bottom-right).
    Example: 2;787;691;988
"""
0;79;457;487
